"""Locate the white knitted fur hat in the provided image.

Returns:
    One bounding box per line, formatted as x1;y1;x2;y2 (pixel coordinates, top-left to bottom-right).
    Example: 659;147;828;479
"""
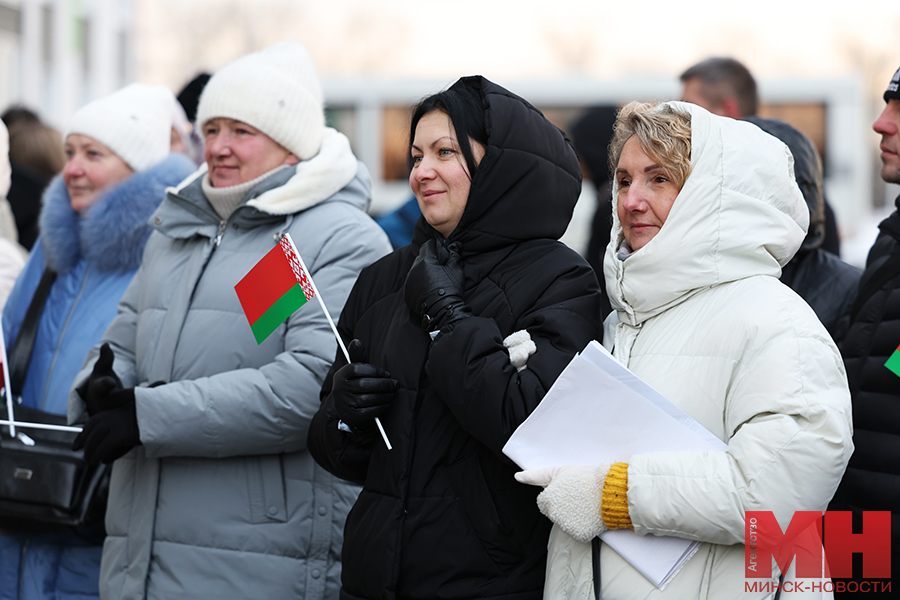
195;41;325;161
66;83;175;172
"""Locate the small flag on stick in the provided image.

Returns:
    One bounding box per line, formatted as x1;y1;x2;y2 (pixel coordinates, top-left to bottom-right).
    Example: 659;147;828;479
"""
885;344;900;378
235;234;392;450
1;325;16;437
0;323;82;435
235;236;317;345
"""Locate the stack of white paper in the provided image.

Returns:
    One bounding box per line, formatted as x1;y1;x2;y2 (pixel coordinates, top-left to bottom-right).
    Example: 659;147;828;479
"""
502;340;727;589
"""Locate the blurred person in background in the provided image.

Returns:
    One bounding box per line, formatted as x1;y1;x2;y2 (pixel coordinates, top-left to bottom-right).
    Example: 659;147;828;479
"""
0;83;194;600
829;65;900;596
375;193;421;249
68;41;390;600
0;120;27;308
2;107;66;250
569;105;618;318
517;100;852;600
0;106;40;129
680;56;758;119
168;99;197;165
175;72;211;165
679;56;843;257
308;76;603;600
175;72;210;124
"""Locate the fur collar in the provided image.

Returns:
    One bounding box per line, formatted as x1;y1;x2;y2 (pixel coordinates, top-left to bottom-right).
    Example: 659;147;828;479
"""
40;154;195;273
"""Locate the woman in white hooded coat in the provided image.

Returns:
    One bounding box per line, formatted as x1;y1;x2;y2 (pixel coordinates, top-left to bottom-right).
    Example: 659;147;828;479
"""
516;101;853;599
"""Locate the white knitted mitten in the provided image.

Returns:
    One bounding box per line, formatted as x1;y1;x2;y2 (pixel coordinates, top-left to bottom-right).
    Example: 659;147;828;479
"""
516;464;613;543
503;329;537;371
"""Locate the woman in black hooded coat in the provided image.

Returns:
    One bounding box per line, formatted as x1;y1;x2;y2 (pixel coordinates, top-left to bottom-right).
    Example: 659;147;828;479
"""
308;76;603;600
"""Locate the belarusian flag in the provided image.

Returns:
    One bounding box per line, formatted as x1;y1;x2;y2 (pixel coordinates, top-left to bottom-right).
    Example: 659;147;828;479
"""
235;236;316;344
886;344;900;378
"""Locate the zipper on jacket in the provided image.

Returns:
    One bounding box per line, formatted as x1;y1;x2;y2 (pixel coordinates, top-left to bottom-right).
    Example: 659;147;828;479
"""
387;342;433;589
214;220;227;246
40;264;92;410
18;538;28;600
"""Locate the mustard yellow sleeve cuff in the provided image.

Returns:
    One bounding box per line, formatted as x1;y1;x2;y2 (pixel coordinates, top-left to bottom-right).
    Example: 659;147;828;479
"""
601;461;633;530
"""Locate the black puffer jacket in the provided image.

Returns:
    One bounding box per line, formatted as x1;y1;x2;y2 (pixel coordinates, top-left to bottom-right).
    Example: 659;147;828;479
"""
831;196;900;565
308;77;603;600
779;249;860;342
743;116;861;342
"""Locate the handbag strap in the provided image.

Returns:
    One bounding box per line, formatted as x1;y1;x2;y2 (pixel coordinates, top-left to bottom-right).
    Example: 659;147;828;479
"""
8;267;57;396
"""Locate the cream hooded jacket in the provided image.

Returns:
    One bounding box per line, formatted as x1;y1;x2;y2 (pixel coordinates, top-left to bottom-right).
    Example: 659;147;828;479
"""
545;103;853;600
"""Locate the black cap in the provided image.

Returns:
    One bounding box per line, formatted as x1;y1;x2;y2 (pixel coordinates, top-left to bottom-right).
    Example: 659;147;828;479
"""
885;66;900;103
176;73;211;123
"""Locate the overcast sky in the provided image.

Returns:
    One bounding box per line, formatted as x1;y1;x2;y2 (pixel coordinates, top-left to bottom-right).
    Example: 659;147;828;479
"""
137;0;899;99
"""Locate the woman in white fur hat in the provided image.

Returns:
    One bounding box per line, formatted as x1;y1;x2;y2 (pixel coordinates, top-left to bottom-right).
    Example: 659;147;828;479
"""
0;84;195;600
67;41;390;600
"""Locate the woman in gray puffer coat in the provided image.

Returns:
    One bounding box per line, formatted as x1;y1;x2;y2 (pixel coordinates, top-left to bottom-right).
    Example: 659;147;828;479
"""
68;42;391;600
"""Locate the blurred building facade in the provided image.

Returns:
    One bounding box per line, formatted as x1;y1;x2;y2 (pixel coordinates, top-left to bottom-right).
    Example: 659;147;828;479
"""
0;0;892;263
322;76;870;257
0;0;134;130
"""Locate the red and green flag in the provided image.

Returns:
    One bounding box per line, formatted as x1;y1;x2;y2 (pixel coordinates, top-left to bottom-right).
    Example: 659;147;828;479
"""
886;344;900;378
235;236;317;344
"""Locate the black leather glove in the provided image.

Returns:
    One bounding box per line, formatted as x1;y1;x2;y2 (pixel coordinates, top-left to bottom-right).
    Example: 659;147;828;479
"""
403;238;470;333
332;340;398;433
72;392;140;465
79;343;127;416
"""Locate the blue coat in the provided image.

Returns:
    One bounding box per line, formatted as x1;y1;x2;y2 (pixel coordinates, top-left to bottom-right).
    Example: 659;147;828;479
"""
0;154;195;600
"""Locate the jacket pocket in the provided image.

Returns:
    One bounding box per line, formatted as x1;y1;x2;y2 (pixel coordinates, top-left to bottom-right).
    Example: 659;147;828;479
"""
247;455;287;523
446;453;525;571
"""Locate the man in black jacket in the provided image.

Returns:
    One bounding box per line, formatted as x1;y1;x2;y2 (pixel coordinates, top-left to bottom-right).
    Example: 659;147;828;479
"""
830;65;900;596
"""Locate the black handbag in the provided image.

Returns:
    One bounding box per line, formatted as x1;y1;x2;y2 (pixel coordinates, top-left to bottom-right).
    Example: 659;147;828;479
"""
0;267;110;529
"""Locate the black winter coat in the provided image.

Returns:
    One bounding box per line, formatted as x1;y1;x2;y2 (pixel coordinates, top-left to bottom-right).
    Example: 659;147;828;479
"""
831;196;900;570
779;248;860;343
308;77;603;600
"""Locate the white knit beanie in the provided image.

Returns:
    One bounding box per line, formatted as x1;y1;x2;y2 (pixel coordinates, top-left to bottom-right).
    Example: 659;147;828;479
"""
65;83;174;172
196;41;325;161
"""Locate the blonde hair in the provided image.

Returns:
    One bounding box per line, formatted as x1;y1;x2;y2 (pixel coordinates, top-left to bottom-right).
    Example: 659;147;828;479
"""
609;101;692;190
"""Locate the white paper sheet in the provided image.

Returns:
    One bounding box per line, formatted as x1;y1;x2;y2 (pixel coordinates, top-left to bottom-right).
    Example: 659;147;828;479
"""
579;341;727;451
502;340;727;589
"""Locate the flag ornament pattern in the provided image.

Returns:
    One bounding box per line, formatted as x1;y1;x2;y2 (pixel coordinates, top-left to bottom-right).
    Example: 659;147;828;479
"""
235;237;316;345
886;344;900;378
283;237;316;301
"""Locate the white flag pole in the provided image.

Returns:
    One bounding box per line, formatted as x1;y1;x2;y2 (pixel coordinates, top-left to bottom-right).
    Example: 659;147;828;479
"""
0;318;83;437
1;325;16;437
0;420;82;433
284;234;392;450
